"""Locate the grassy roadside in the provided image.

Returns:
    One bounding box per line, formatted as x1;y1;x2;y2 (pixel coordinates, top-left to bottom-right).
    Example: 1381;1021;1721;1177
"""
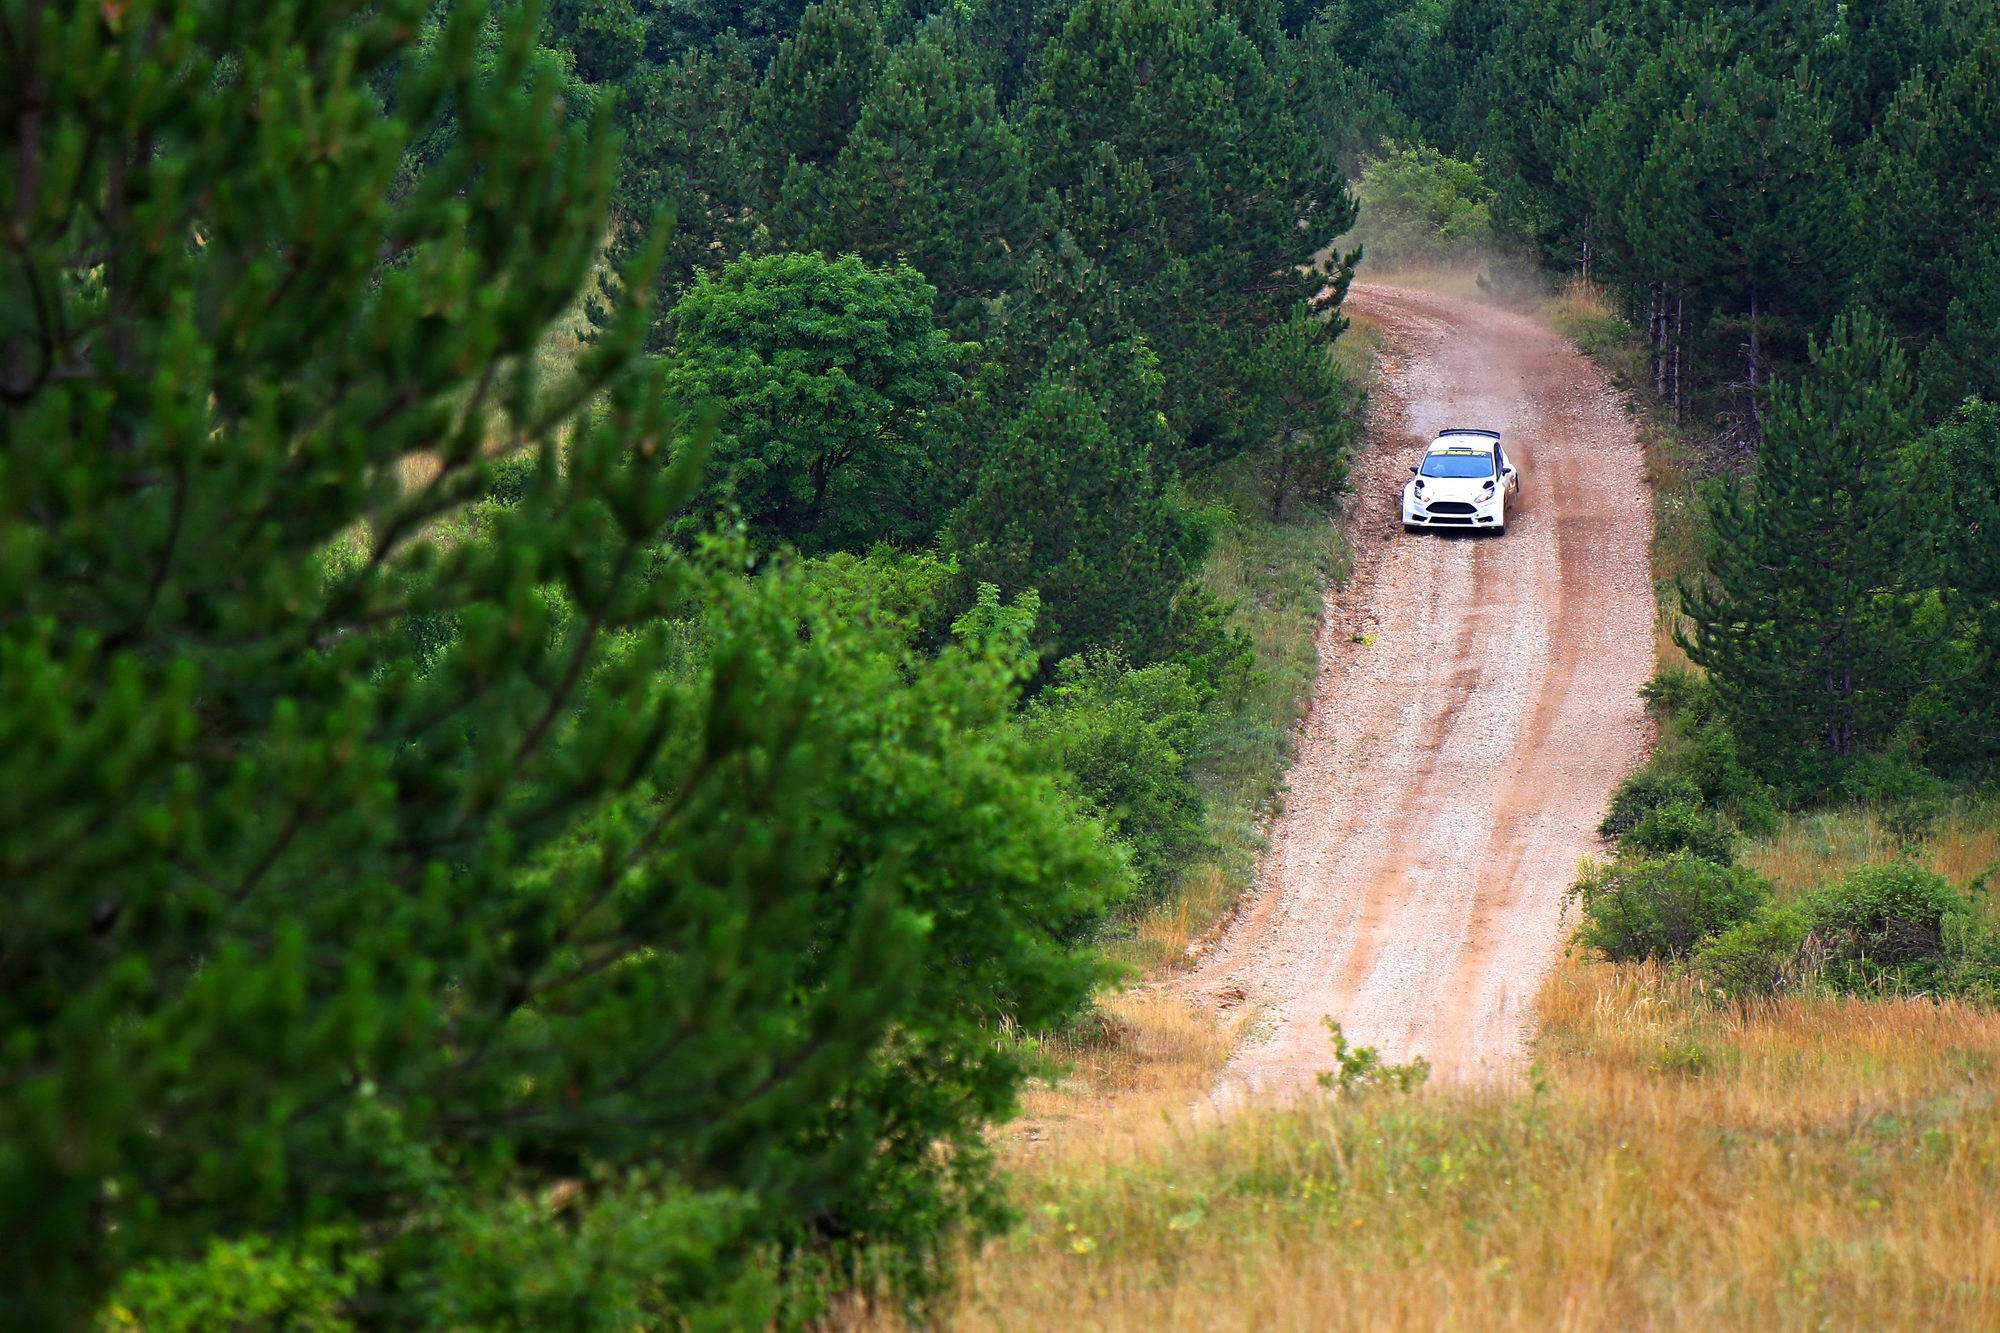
1097;461;1349;975
1003;312;1383;1139
1097;313;1379;975
921;961;2000;1331
886;282;2000;1331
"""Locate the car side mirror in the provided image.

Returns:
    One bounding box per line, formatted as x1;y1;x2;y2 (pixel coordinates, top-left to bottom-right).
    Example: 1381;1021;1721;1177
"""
1409;465;1419;474
1502;465;1516;476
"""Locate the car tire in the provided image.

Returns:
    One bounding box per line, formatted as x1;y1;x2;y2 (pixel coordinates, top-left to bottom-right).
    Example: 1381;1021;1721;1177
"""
1492;524;1506;537
1403;523;1419;534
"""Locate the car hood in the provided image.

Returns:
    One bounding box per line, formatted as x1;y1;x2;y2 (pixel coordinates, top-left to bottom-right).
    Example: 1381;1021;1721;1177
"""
1409;476;1497;502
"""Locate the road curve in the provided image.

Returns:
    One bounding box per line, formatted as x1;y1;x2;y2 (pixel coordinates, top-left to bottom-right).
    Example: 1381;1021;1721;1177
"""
1183;283;1656;1095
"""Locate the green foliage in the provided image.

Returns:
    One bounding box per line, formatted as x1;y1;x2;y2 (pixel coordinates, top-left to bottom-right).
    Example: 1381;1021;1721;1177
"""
950;376;1198;666
104;1230;376;1333
1619;802;1738;865
663;252;966;551
1572;856;1771;963
1349;141;1496;269
1026;0;1356;460
1853;36;2000;349
779;21;1038;335
1689;906;1811;1000
0;5;1132;1327
543;0;647;83
1805;862;1962;995
1637;663;1716;723
1901;399;2000;778
748;0;887;178
1251;313;1360;521
1679;311;1929;787
1689;863;2000;1002
404;1180;777;1332
1026;655;1210;895
612;39;764;311
1598;771;1702;838
1317;1018;1431;1095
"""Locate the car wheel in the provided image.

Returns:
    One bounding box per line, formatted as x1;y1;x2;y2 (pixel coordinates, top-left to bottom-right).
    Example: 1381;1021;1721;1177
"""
1492;524;1506;537
1403;523;1419;534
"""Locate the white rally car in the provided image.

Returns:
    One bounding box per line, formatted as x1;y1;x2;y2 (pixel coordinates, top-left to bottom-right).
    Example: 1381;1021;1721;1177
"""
1401;428;1518;535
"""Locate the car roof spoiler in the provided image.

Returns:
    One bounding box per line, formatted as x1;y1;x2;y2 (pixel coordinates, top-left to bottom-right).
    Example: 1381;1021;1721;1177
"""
1436;428;1501;439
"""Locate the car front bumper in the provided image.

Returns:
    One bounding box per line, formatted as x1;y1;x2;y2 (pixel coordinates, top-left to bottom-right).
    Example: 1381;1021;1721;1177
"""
1402;495;1505;527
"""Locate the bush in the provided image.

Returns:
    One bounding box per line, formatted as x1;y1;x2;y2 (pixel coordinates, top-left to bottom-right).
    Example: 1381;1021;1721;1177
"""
1674;719;1779;834
1348;142;1496;269
1637;664;1716;722
1598;770;1702;837
1943;908;2000;1002
1025;653;1210;895
1805;862;1962;994
1572;855;1772;962
1690;907;1812;999
1828;752;1947;806
1620;801;1738;864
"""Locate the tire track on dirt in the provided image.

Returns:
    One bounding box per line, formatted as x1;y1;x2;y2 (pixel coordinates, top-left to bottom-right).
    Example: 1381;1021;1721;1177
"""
1179;283;1655;1096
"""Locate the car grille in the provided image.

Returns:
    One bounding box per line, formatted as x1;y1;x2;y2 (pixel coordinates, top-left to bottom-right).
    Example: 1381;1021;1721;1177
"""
1426;501;1476;515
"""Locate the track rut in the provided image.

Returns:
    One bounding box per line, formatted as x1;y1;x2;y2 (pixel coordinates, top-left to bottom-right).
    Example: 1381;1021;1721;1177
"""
1182;283;1656;1097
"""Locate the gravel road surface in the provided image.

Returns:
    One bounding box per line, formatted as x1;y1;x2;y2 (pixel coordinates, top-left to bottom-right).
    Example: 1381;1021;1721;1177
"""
1184;283;1656;1096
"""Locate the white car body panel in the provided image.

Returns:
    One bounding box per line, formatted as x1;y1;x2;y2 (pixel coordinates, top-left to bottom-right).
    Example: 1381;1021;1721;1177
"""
1401;430;1518;533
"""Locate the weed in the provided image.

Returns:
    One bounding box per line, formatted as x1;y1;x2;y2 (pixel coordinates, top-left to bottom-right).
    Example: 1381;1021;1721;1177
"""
1316;1018;1431;1095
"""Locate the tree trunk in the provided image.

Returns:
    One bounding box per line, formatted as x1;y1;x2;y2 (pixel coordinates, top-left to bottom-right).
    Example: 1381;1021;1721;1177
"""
1271;429;1292;522
1745;284;1764;432
1672;292;1684;418
1651;282;1667;400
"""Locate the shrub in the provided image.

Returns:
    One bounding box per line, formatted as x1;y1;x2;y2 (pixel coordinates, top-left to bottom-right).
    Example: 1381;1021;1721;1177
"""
1598;770;1702;837
1317;1018;1431;1096
1349;142;1496;270
1829;752;1947;806
1806;862;1962;994
1638;664;1716;723
1572;855;1772;962
1620;801;1738;864
483;450;542;507
1943;908;2000;1002
1674;719;1779;833
1690;907;1812;999
1025;653;1210;895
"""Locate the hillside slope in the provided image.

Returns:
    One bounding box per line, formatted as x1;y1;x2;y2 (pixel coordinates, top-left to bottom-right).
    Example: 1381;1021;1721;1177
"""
1183;283;1655;1092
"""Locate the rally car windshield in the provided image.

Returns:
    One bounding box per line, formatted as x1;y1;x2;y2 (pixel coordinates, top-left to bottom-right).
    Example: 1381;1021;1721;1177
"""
1420;451;1495;478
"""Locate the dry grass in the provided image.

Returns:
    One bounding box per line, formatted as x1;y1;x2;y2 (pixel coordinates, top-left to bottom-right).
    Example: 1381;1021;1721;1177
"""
1746;803;2000;901
866;288;2000;1332
888;953;2000;1332
1004;990;1246;1155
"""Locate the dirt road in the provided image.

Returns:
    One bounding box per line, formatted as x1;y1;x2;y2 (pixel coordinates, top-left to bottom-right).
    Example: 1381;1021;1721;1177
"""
1184;283;1655;1095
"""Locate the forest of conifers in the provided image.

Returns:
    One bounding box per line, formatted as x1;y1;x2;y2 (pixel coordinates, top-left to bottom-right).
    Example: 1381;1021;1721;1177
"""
2;0;1995;1326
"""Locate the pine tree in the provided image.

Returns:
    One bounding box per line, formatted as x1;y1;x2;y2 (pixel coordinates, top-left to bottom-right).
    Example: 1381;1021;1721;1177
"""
1918;224;2000;410
1678;311;1927;785
1902;399;2000;777
1252;312;1359;520
544;0;648;84
746;0;886;189
614;36;763;331
950;377;1197;665
1026;0;1354;462
1855;32;2000;349
0;3;1124;1323
1620;46;1853;426
777;22;1038;336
